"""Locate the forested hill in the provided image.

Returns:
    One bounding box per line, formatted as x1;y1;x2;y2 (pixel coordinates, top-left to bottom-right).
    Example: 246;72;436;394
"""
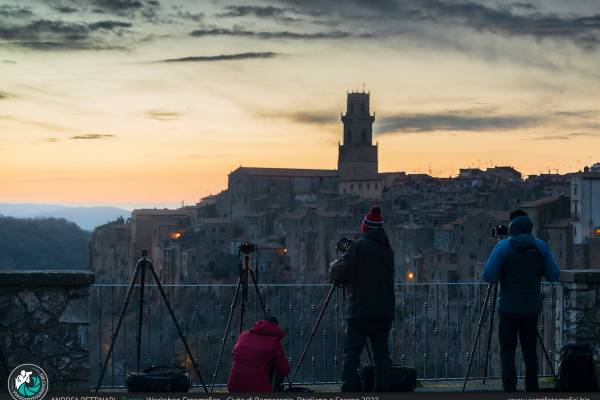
0;216;91;269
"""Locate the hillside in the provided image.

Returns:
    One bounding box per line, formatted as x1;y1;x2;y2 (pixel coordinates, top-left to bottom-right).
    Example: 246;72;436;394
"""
0;203;130;231
0;216;91;269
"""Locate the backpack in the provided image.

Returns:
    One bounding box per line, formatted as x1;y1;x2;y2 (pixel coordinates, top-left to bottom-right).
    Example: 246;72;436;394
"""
126;365;191;392
555;344;599;392
358;363;417;392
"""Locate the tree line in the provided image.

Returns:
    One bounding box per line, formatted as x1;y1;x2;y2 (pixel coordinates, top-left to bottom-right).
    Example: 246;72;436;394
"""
0;216;90;269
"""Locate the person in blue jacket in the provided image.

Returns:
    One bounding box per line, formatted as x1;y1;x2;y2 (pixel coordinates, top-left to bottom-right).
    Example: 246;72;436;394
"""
483;209;560;392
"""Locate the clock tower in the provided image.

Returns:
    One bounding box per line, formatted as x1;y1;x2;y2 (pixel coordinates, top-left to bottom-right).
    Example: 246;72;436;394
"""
337;91;378;179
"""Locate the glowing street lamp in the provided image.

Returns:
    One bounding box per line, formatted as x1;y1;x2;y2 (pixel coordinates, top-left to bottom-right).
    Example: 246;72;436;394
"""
407;271;415;281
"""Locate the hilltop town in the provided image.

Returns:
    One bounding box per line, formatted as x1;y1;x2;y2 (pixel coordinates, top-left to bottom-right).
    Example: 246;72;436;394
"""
90;92;600;284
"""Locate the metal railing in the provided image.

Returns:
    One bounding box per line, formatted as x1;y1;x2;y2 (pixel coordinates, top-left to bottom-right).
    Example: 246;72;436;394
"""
89;282;562;389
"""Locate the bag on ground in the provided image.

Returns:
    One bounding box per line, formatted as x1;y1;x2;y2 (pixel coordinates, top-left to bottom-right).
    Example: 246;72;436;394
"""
126;365;191;392
357;363;417;392
555;343;599;392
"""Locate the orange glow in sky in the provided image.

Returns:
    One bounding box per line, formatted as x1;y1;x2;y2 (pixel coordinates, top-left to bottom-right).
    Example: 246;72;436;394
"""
1;1;599;206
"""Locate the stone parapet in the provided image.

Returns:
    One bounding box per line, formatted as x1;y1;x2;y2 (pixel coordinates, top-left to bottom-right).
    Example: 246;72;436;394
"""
0;270;95;391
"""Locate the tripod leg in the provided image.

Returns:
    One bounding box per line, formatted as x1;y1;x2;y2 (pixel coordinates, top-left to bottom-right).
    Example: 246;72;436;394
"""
210;277;242;391
95;260;143;392
462;282;494;392
365;340;374;365
136;263;146;372
249;269;268;319
288;285;336;387
537;329;556;379
239;267;248;333
146;262;209;393
482;283;498;384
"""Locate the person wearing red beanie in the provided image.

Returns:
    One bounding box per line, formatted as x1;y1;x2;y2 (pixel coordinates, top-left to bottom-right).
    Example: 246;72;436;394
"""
329;206;395;391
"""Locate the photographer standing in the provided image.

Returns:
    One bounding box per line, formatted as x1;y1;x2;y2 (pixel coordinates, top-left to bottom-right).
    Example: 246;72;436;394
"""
329;206;395;392
483;210;560;392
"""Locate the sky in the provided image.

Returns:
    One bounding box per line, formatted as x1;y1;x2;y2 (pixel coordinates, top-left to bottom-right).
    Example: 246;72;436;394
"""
1;0;600;207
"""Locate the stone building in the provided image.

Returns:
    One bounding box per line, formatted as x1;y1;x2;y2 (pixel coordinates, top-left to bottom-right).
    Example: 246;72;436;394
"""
89;91;587;284
571;163;600;267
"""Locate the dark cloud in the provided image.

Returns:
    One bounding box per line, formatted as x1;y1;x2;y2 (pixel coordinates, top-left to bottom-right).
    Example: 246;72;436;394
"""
190;28;372;40
0;19;132;50
161;52;279;63
0;5;34;19
0;91;10;99
70;134;115;140
54;6;79;14
268;107;542;133
275;0;600;49
532;133;599;140
91;0;160;20
217;5;300;22
93;0;145;12
376;111;542;134
1;60;16;64
218;5;287;18
144;110;182;120
266;111;337;125
46;137;59;143
88;20;132;30
174;11;204;22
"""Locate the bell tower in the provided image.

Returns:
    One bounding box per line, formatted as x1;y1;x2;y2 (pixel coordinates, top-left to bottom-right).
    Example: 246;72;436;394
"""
337;91;378;179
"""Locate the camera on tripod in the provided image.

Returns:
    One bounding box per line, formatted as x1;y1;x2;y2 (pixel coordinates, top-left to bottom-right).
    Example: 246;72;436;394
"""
336;237;353;253
490;224;509;239
239;241;257;255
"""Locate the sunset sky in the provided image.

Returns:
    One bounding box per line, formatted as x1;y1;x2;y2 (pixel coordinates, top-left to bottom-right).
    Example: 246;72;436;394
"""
1;0;600;207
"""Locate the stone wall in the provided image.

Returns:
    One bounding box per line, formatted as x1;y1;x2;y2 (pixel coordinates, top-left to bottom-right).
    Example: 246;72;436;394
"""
557;269;600;378
0;270;95;391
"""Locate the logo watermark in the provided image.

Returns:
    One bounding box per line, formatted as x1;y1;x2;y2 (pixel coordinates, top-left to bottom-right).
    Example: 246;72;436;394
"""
7;364;49;400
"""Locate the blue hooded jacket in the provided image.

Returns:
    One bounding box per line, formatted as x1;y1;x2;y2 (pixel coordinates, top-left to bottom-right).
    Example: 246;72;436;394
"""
482;215;560;315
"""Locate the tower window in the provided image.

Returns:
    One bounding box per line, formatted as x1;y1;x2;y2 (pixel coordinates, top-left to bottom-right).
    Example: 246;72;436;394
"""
347;129;352;141
362;130;366;142
361;102;365;113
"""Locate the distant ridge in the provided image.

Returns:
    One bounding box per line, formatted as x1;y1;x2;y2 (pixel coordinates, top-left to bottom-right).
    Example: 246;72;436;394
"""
0;203;130;231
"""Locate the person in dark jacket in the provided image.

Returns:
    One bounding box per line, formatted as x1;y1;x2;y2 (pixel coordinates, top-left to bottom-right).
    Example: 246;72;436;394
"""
329;206;395;392
483;210;560;392
227;317;291;392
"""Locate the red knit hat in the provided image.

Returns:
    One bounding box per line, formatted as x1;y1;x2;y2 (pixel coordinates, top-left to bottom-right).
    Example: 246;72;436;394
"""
361;206;384;232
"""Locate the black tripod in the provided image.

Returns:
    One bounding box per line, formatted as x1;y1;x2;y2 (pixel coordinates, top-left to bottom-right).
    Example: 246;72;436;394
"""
94;250;208;393
209;248;269;392
462;281;556;391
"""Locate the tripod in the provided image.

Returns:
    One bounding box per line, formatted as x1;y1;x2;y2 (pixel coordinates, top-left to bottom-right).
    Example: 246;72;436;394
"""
287;284;375;388
288;241;374;389
209;251;269;392
462;281;556;391
94;251;208;393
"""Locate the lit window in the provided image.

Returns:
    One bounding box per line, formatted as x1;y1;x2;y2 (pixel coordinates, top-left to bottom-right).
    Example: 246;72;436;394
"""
595;228;600;237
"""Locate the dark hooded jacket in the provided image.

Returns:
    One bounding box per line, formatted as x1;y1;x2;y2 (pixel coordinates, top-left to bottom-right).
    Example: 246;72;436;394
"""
483;216;560;315
329;229;395;319
227;320;291;392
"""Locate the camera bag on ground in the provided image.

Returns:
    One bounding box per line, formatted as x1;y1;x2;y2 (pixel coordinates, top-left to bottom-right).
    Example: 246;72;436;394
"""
555;344;599;392
358;363;417;392
126;365;191;392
